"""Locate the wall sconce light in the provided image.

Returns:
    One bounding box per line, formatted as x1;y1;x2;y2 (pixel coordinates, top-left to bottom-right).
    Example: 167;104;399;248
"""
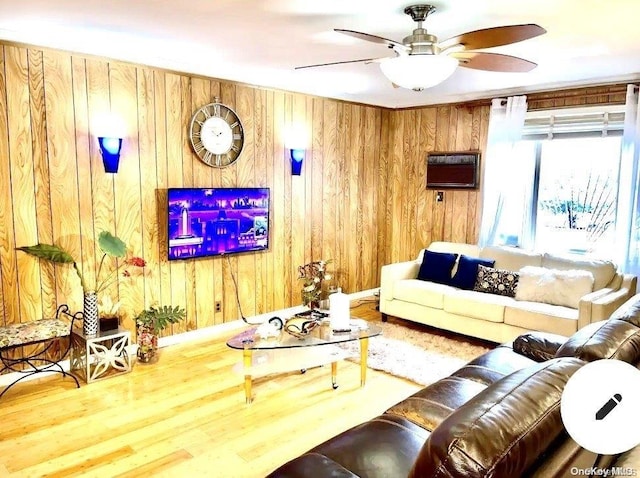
289;148;305;176
98;137;123;173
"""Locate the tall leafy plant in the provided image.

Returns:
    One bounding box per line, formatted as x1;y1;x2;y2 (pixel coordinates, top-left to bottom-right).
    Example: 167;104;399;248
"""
17;231;145;293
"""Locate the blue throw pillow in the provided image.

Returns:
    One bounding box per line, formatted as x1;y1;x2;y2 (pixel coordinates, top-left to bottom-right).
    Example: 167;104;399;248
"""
417;250;458;285
451;255;496;290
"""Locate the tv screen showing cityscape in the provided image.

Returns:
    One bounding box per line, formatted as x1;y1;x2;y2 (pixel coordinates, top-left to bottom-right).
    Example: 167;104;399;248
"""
167;187;270;260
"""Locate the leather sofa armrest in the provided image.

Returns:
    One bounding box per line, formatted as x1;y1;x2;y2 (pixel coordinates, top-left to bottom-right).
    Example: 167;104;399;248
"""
513;332;567;362
380;260;420;301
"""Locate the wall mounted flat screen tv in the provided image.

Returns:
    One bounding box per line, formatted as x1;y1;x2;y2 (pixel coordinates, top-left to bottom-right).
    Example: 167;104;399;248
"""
168;187;270;260
426;152;480;189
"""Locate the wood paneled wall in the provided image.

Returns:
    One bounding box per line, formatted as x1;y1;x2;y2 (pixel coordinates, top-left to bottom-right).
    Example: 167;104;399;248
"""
381;105;490;265
0;43;388;333
381;83;630;265
0;40;628;335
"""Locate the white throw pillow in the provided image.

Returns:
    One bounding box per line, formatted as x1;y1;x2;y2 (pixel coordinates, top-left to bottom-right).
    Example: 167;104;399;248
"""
515;266;595;309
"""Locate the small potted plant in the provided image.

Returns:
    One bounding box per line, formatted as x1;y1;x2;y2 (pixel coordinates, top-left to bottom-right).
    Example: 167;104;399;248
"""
298;260;332;310
135;305;186;363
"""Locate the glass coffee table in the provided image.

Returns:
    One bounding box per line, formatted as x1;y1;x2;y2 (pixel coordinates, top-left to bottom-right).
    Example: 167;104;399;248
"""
226;320;382;403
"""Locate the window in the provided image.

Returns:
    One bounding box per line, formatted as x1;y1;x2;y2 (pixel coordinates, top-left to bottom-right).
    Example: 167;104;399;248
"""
494;106;624;257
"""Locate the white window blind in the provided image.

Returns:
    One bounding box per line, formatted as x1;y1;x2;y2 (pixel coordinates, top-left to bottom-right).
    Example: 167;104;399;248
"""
522;105;625;140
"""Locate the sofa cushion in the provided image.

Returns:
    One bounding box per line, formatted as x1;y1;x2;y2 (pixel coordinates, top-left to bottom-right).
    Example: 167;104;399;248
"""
504;301;578;336
385;376;488;432
309;414;429;478
409;358;585;478
480;245;543;271
473;265;519;297
266;453;359;478
516;266;594;309
542;252;616;291
555;319;640;364
417;250;458;285
443;289;512;323
450;255;496;290
454;344;538;385
393;279;454;309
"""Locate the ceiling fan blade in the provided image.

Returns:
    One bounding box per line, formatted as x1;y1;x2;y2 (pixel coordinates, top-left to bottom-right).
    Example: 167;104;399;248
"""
334;29;408;51
452;52;537;72
295;57;386;70
439;24;546;51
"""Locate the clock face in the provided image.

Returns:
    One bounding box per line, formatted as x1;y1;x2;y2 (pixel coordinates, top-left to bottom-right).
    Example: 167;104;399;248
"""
189;102;244;167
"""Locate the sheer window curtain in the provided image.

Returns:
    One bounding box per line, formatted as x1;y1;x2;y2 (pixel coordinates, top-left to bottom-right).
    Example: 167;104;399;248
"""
615;84;640;276
478;96;533;248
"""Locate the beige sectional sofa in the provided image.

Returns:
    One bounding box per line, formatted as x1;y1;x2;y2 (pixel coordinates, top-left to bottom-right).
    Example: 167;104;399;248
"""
379;241;637;343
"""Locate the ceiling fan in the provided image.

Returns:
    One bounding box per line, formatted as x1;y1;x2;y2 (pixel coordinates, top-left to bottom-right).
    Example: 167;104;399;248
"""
296;4;546;91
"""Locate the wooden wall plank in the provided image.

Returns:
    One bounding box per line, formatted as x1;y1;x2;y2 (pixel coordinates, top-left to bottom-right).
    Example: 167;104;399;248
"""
377;109;391;270
70;57;96;318
346;104;362;293
253;88;268;315
236;85;257;318
219;82;239;321
262;89;275;314
417;107;437;251
361;107;376;287
28;48;56;318
137;68;161;315
153;71;172;321
179;76;197;332
110;63;144;330
86;59;115;300
42;50;82;311
5;46;41;323
271;91;286;311
0;46;18;325
190;78;215;328
321;100;338;292
164;73;187;335
310;98;324;271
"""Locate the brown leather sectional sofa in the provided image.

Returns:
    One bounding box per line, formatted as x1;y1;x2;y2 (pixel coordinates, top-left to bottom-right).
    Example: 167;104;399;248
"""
267;295;640;477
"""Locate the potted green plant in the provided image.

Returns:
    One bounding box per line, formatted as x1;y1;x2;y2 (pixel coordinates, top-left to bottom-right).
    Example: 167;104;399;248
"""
135;305;186;363
298;259;332;310
17;231;146;335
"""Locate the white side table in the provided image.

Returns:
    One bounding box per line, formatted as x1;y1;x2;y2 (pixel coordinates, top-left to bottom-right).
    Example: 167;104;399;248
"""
70;327;132;383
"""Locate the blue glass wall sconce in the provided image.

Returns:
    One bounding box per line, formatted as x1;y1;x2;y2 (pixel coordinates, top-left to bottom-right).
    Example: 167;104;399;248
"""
98;137;123;173
290;148;305;176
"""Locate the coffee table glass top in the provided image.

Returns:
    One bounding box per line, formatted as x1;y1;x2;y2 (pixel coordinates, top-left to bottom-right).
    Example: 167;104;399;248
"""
226;320;382;350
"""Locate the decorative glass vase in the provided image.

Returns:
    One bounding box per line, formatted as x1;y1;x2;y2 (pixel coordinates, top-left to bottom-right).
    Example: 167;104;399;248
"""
83;291;99;336
136;323;158;363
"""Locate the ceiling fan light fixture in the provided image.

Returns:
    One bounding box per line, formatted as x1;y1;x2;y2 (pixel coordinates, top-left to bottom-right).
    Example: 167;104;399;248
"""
380;54;458;91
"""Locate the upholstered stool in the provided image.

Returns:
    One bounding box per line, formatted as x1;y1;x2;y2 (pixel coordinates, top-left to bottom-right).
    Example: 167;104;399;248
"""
0;305;82;398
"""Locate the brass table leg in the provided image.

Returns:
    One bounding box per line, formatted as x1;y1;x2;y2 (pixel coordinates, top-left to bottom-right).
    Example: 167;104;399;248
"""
360;337;369;386
243;348;252;404
331;362;338;389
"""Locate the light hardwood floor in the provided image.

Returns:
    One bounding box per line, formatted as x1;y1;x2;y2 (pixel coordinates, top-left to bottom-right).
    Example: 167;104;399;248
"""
0;301;421;477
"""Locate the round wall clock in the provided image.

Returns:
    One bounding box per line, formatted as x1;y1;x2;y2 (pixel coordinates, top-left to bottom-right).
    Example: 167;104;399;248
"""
189;100;244;167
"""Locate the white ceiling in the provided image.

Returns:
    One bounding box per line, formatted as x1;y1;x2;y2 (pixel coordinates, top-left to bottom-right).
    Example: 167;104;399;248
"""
0;0;639;108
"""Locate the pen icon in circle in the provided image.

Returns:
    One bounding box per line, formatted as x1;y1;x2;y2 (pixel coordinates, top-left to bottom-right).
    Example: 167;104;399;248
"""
595;393;622;421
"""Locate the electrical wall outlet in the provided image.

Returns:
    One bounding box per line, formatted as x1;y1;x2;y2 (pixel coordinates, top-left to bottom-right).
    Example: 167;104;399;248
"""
215;301;222;313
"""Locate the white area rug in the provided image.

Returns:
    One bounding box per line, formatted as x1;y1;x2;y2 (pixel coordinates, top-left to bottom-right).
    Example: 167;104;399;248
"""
337;321;492;386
